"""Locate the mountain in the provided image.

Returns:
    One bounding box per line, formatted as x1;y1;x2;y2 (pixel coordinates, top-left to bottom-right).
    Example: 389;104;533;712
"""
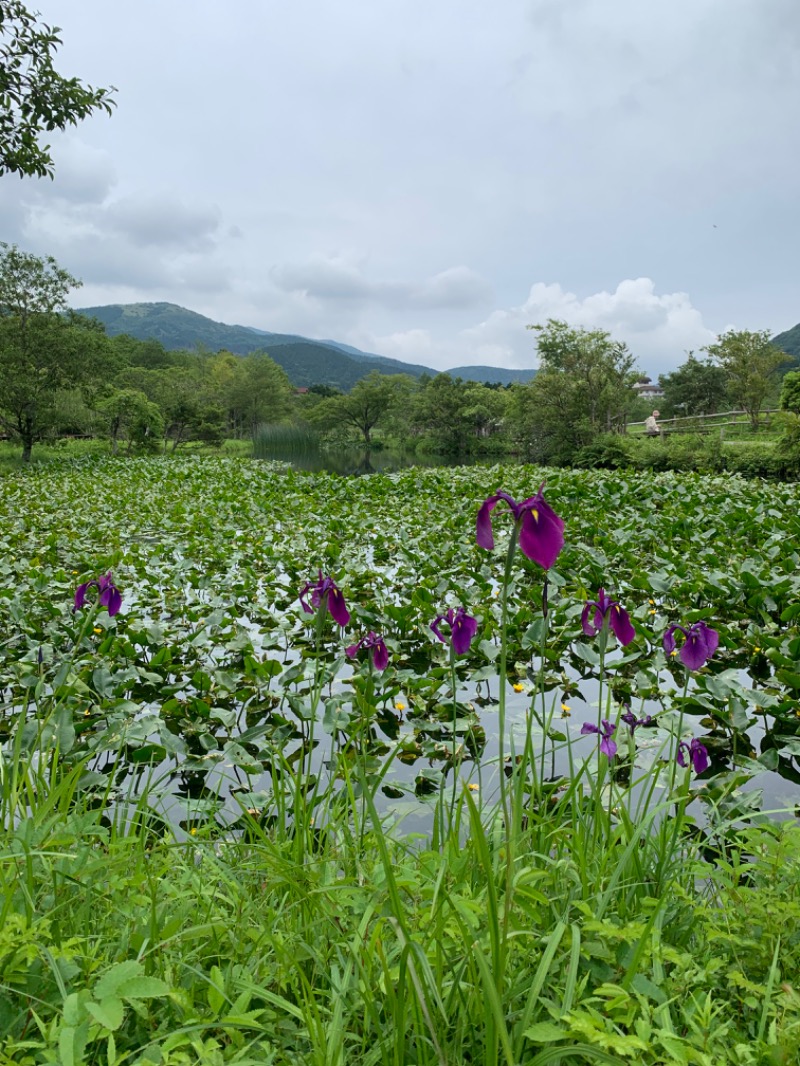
772;324;800;367
448;365;537;385
77;302;538;389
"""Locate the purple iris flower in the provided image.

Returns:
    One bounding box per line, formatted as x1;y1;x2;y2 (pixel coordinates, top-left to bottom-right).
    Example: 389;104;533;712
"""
346;631;389;671
74;572;122;617
677;737;710;775
299;570;350;627
581;588;636;647
621;710;653;732
581;719;617;758
663;621;719;670
476;485;564;570
431;607;478;656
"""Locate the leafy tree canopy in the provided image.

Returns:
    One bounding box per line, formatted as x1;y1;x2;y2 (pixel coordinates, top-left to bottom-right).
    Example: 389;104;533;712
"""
1;0;115;178
658;353;727;417
703;329;789;428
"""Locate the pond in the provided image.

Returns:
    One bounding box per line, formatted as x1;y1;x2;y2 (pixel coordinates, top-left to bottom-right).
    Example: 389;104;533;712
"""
2;456;800;843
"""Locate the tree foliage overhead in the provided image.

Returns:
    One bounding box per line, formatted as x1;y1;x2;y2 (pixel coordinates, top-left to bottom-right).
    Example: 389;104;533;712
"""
0;1;116;178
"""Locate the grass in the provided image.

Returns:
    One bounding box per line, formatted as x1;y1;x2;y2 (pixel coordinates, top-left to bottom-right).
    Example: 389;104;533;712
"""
3;721;800;1065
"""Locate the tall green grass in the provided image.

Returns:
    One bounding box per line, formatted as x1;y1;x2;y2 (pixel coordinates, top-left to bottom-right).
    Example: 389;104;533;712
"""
3;662;800;1064
252;423;323;460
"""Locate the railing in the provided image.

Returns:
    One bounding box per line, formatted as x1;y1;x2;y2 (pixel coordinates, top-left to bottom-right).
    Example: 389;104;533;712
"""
628;409;778;438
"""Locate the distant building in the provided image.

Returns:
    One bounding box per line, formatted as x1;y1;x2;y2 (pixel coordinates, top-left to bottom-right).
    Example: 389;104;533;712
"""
633;376;664;399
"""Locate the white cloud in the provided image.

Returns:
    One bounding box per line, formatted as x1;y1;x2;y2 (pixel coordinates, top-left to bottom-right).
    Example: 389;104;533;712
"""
273;255;492;310
356;278;716;376
458;278;716;376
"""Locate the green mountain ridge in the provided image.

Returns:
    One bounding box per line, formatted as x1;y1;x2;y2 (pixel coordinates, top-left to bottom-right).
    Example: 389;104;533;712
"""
772;323;800;365
76;302;538;389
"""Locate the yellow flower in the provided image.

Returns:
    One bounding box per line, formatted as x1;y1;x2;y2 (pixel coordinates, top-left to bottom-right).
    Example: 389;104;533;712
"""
754;646;761;653
670;649;678;657
649;609;656;616
190;827;197;836
395;701;405;712
513;683;524;693
648;598;655;605
93;627;102;634
467;783;480;792
560;703;571;717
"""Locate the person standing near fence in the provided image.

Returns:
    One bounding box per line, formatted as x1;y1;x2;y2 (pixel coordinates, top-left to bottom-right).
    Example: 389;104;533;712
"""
644;410;661;436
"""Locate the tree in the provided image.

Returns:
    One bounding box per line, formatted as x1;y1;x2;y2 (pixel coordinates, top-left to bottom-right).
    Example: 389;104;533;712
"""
310;371;407;447
519;320;638;462
97;388;164;454
0;242;112;460
658;353;727;416
1;1;116;178
224;352;294;438
703;329;789;429
779;370;800;415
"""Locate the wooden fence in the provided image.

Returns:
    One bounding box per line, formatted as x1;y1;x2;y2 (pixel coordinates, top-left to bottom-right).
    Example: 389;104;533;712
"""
628;409;778;438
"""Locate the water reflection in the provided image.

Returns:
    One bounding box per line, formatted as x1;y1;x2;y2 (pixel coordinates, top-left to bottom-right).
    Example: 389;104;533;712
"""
257;445;484;475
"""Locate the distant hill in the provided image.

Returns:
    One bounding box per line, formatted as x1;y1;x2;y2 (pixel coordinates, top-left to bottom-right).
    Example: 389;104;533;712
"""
772;323;800;368
449;365;537;385
77;302;538;389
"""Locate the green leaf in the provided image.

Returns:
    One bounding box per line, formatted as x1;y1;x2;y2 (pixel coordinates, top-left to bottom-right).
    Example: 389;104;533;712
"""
86;996;124;1031
117;975;170;1000
630;973;667;1004
524;1021;570;1043
572;643;600;667
94;961;143;1001
776;669;800;691
758;748;780;771
59;1022;90;1066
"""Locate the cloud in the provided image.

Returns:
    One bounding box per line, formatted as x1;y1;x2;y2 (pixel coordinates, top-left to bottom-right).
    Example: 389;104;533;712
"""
272;255;492;310
355;278;716;376
104;196;222;251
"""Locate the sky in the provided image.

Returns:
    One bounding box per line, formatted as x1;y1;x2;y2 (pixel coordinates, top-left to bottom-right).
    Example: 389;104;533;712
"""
2;0;799;377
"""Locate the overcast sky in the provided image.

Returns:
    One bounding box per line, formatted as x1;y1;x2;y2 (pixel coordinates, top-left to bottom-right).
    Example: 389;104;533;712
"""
2;0;799;375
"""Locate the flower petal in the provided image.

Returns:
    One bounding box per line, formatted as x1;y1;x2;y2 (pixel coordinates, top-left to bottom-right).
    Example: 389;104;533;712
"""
476;494;503;550
581;601;600;637
599;736;617;758
372;640;389;671
690;740;710;774
518;495;564;569
327;587;350;627
609;604;635;647
663;625;683;656
451;612;478;655
104;586;122;617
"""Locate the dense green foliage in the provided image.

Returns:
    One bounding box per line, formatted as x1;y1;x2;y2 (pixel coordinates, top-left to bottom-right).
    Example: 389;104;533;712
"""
658;355;728;417
2;456;800;1062
513;320;639;463
0;1;115;178
0;243;113;460
703;330;789;429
